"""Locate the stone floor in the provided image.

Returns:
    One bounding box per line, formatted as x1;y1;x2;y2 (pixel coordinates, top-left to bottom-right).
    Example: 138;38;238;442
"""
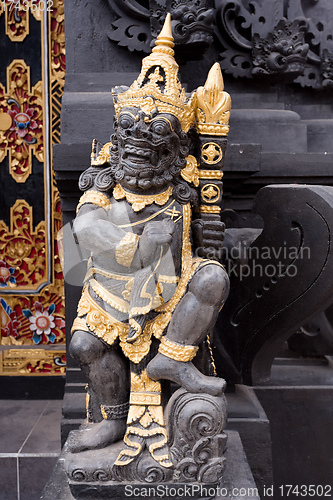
0;400;63;500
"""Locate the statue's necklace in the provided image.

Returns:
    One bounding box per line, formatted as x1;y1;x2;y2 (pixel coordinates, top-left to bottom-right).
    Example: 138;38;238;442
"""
113;184;173;212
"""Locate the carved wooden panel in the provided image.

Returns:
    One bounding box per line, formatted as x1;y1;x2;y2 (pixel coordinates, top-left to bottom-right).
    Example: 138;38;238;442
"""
0;0;66;375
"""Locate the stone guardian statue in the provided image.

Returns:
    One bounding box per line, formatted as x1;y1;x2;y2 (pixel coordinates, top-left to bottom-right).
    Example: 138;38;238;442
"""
65;13;232;491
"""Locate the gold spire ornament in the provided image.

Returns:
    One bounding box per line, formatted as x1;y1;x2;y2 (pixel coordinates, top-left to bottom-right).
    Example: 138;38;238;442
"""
195;62;231;136
112;13;196;133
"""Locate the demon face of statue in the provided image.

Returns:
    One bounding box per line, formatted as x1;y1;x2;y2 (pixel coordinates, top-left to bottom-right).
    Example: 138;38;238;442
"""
110;106;190;191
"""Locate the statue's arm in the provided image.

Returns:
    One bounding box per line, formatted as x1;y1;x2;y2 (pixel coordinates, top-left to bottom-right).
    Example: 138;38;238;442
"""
73;205;128;253
73;204;174;269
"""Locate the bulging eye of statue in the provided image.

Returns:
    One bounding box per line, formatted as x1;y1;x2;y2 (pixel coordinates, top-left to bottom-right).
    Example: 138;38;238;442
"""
150;119;171;136
119;114;135;130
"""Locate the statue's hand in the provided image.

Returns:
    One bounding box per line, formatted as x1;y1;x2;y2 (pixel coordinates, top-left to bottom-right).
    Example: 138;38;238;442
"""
192;219;225;259
139;220;175;267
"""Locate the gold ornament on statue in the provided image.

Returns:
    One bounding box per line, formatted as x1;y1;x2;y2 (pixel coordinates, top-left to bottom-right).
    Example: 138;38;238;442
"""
112;13;196;133
195;62;231;136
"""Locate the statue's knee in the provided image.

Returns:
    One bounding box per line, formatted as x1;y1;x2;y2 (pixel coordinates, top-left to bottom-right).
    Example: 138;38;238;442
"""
190;264;229;306
69;330;106;366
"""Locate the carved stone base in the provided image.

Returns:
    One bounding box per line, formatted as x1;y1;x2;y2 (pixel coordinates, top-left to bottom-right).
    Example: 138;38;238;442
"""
65;389;228;497
42;431;260;500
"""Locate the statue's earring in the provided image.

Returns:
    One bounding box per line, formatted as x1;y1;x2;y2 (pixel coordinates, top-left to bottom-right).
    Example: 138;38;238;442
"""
180;155;200;187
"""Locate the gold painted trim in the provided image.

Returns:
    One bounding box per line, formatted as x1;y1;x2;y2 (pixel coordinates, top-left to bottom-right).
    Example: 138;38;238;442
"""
206;334;217;376
197;124;230;136
100;405;108;420
84;266;132;283
85;266;178;285
76;190;111;213
113;184;173;212
89;279;130;313
117;200;175;228
71;317;90;334
199;170;223;180
115;232;139;267
199;205;221;214
0;60;44;183
86;387;90;423
155;203;193;314
76;285;127;345
115;425;172;468
130;392;161;406
0;348;66;376
91;141;112;165
159;336;199;362
74;286;171;363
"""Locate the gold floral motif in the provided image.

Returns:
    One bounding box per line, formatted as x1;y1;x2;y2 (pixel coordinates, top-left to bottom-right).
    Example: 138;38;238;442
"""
181;155;200;187
0;0;66;370
74;287;172;363
1;2;30;43
159;336;199;362
201;184;221;204
76;286;126;345
0;348;66;375
76;190;111;213
130;370;161;393
201;143;223;164
112;14;196;133
113;184;173;212
0;200;46;289
128;317;142;338
119;328;153;364
195;62;231;136
117;368;171;467
115;232;139;267
0;60;44;183
91;141;112;165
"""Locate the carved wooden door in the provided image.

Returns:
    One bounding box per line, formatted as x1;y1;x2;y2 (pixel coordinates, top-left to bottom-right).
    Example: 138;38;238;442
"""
0;0;66;376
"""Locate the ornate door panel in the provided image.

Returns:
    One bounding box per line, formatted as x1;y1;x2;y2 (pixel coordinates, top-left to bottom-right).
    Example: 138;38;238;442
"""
0;0;66;376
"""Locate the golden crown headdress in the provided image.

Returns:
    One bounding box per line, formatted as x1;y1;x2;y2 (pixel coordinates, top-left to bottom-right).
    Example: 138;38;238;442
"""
112;13;196;133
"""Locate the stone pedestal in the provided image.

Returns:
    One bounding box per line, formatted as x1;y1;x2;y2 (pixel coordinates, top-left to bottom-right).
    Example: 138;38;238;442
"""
40;431;260;500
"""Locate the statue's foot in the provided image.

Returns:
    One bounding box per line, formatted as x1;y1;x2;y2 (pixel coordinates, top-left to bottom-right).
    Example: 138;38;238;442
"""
68;418;127;453
146;353;226;397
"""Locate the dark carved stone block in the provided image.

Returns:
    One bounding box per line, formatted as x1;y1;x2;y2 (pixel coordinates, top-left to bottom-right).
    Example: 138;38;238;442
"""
215;184;333;384
64;389;227;496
